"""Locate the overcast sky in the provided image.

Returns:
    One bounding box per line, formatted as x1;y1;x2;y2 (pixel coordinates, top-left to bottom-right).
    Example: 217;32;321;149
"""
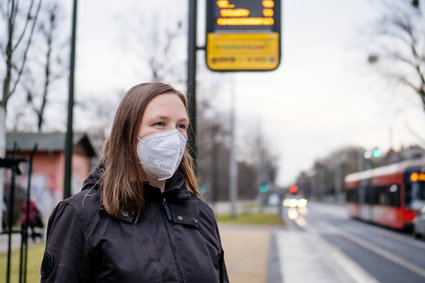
19;0;424;186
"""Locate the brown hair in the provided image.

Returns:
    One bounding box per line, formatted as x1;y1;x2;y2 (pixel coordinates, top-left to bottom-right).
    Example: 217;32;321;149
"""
100;82;200;221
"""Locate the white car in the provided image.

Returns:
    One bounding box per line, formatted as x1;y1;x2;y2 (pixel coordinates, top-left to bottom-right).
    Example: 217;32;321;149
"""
282;197;308;208
413;206;425;238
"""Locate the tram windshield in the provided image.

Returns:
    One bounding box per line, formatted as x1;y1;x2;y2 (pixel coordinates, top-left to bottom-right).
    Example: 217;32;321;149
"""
406;172;425;210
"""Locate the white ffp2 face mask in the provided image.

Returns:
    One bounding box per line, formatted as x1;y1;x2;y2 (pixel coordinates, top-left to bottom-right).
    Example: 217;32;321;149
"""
137;129;187;181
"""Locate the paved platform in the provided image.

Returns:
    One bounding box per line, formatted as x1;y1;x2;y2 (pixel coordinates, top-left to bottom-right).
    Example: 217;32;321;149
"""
219;224;281;283
0;233;22;253
219;223;377;283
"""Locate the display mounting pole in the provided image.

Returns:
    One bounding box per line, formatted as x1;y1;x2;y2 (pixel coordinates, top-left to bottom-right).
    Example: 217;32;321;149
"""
187;0;198;171
64;0;78;199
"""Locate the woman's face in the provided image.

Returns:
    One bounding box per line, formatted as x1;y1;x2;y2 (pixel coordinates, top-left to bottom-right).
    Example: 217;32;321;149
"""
138;92;189;140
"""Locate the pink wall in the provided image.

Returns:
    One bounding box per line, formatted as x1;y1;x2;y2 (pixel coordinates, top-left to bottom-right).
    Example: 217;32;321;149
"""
6;151;92;218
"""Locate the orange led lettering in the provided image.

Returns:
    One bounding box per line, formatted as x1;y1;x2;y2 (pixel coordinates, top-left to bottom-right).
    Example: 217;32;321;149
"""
263;9;274;17
217;0;235;8
220;9;250;17
262;0;275;8
217;18;274;26
410;172;425;182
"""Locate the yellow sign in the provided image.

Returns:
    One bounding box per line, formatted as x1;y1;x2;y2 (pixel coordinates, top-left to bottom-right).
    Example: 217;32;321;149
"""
206;32;279;71
206;0;281;71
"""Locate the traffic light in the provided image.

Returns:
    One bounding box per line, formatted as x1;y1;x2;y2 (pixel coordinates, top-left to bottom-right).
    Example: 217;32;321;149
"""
259;184;268;193
372;148;382;158
289;185;298;194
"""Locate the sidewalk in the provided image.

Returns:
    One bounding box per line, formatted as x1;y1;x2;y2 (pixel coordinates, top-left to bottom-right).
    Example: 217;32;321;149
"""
219;221;377;283
219;224;282;283
0;233;22;253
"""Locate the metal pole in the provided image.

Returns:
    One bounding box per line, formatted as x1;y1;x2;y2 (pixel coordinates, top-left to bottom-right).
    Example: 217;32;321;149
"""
6;143;18;283
64;0;78;199
229;91;238;218
211;125;219;204
187;0;197;170
334;160;342;203
23;144;37;283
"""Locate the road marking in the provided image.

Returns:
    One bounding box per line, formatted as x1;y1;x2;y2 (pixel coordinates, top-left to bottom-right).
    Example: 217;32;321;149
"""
277;230;378;283
305;225;379;283
310;202;425;250
318;221;425;279
348;222;425;251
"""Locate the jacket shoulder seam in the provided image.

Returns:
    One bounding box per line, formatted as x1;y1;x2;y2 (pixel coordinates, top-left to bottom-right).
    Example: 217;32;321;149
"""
61;199;90;244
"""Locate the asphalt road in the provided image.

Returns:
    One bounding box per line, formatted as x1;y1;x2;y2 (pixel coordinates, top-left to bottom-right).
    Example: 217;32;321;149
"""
280;202;425;283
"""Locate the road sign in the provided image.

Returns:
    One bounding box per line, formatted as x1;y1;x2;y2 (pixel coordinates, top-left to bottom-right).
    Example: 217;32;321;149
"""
206;0;281;71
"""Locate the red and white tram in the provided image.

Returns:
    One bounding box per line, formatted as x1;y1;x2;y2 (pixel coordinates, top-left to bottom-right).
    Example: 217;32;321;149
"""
345;160;425;230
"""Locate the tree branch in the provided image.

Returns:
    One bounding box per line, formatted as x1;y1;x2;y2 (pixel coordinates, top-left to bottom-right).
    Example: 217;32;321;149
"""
7;0;41;103
12;0;36;52
403;120;425;146
395;75;421;93
382;49;417;68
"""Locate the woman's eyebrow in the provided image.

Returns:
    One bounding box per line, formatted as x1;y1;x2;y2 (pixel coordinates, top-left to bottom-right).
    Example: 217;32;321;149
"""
149;115;170;121
177;117;189;123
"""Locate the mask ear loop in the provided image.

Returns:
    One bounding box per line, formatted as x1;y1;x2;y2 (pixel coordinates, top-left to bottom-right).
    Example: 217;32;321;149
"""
169;133;186;173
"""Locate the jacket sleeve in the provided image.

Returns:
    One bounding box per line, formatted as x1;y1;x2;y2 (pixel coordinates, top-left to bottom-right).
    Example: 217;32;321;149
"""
212;216;229;283
40;201;90;283
218;248;229;283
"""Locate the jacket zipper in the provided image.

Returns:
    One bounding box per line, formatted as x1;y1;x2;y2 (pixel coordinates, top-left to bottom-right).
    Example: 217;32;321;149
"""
161;197;185;282
162;197;173;222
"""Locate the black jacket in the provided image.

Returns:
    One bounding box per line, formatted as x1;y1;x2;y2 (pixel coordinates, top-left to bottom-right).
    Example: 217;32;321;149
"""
40;168;229;283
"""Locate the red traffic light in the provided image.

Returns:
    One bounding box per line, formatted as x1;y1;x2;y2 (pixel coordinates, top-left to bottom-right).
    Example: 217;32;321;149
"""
289;185;298;193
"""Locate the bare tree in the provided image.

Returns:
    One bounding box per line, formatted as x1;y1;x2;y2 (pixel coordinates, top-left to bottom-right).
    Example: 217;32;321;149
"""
1;0;43;120
368;0;425;109
119;1;186;83
197;85;279;201
0;0;43;231
75;91;123;155
21;2;66;132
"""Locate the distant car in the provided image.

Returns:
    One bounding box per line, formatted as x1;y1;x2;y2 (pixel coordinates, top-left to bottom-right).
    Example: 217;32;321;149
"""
282;197;308;208
413;206;425;238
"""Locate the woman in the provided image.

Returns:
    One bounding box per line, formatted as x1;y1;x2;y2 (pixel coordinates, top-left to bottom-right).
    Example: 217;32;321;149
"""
40;83;229;283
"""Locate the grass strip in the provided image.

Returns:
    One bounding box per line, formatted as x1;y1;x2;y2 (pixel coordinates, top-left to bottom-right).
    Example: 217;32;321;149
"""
0;243;45;282
216;212;283;225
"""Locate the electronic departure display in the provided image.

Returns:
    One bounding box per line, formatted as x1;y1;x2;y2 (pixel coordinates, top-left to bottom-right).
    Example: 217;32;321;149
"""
410;172;425;182
206;0;281;71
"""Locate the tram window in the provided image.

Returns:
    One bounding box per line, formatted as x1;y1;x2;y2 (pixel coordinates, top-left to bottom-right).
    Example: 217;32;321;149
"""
346;190;353;202
377;186;388;205
405;180;425;210
346;188;359;203
388;184;400;207
365;186;374;204
419;183;425;200
345;190;351;202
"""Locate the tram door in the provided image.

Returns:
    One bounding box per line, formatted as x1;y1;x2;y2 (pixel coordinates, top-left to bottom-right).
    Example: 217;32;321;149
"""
359;179;372;221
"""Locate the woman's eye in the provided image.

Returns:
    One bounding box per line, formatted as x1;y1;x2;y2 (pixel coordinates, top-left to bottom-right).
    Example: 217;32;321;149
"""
177;124;187;130
153;122;165;127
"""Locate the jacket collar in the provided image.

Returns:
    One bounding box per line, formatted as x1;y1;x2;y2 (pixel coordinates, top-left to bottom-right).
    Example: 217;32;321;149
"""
82;165;191;199
143;169;192;201
82;166;196;224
